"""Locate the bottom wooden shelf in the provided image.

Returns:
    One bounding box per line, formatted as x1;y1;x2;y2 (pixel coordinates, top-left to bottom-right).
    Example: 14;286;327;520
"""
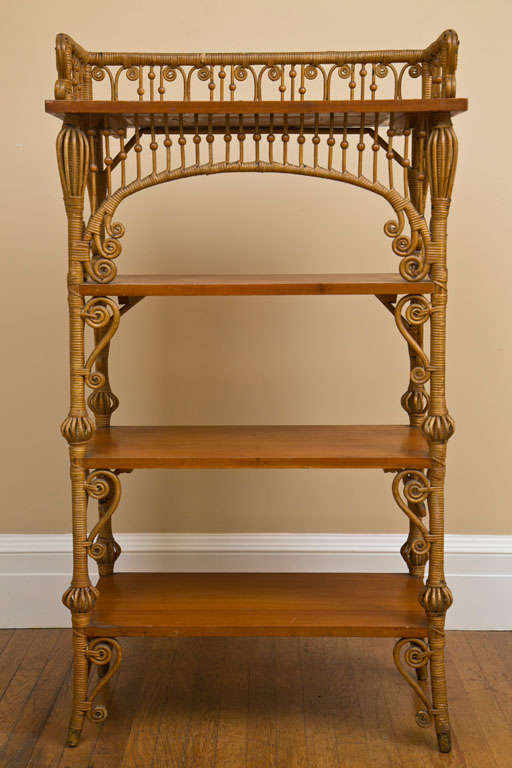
87;572;427;638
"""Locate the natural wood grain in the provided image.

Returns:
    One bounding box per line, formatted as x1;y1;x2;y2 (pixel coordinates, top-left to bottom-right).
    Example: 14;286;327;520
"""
181;639;225;768
351;638;406;767
87;573;428;638
214;639;249;768
453;634;512;768
45;99;467;133
27;657;72;768
79;273;434;297
246;638;278;768
446;635;500;767
118;638;176;768
45;98;468;117
6;631;512;767
0;631;15;660
79;425;431;470
151;638;204;768
0;631;70;768
303;638;365;768
274;639;307;768
0;631;61;760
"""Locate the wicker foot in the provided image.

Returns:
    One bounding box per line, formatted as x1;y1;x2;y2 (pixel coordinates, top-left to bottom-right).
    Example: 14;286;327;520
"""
436;726;452;753
66;724;84;748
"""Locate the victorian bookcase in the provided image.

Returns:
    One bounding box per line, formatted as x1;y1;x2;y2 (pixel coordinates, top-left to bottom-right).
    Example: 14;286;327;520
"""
46;29;466;751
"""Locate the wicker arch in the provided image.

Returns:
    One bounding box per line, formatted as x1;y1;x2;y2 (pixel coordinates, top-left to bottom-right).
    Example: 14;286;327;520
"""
83;162;432;284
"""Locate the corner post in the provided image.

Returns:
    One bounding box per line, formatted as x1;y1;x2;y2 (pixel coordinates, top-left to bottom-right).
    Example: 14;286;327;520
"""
57;122;97;747
421;112;457;753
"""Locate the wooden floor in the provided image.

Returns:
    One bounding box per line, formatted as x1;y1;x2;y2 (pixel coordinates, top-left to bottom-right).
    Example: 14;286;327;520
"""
0;630;511;767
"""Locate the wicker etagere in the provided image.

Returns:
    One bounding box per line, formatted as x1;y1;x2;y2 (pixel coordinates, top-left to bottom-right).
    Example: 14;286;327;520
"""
46;30;467;752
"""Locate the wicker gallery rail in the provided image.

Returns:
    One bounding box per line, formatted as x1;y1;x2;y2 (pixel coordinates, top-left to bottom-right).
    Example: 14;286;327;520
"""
46;30;467;753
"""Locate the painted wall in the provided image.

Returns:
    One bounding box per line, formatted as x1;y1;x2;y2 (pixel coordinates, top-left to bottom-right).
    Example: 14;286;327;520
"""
2;0;510;536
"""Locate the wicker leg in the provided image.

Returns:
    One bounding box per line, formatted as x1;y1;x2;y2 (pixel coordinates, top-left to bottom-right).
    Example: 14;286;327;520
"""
428;617;451;752
62;461;99;748
420;460;453;754
67;618;91;746
418;457;453;753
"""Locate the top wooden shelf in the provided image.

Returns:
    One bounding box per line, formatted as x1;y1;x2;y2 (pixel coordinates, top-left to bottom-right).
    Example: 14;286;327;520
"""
45;98;467;132
79;273;434;297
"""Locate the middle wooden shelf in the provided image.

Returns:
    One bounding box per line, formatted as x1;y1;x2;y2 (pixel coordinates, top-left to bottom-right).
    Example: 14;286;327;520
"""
79;273;434;296
79;425;431;469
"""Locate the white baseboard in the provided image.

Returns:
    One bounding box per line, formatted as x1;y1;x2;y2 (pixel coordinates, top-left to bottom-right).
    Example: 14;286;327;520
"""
1;533;511;630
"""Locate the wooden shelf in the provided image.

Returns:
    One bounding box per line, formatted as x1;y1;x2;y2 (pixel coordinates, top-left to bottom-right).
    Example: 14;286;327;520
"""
45;98;468;131
79;425;431;469
87;572;428;638
80;273;434;297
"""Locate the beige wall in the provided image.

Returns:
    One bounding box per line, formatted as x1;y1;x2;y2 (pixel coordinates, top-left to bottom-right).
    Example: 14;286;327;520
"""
2;0;510;535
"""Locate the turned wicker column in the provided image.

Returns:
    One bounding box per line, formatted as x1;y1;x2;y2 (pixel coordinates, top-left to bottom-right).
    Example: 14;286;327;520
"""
420;111;457;753
57;121;98;746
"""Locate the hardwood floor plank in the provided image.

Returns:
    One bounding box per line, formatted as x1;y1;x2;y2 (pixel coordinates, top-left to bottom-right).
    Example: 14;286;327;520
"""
332;638;372;768
119;638;177;768
181;638;225;768
0;631;15;661
455;633;512;768
0;631;70;768
150;638;198;768
246;638;278;768
466;632;512;728
0;630;511;766
302;638;355;768
351;638;406;768
446;633;499;768
0;630;61;759
0;630;39;700
214;638;250;768
25;657;72;768
274;639;307;768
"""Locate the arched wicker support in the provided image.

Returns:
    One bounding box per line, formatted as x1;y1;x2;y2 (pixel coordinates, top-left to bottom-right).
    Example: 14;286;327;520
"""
81;161;431;285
